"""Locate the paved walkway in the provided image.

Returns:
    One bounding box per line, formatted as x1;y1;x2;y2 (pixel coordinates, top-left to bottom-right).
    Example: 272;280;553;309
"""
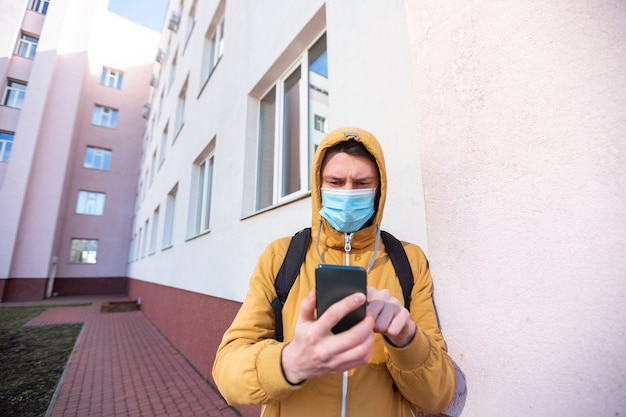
9;296;240;417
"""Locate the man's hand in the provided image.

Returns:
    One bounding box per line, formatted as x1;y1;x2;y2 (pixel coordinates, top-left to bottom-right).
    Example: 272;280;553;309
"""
281;290;375;385
366;286;416;348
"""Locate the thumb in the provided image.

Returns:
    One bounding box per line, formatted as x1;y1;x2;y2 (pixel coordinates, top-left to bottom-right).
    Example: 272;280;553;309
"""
298;289;317;323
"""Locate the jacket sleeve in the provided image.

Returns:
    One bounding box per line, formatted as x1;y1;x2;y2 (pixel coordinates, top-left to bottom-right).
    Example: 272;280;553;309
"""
212;238;305;406
384;243;457;414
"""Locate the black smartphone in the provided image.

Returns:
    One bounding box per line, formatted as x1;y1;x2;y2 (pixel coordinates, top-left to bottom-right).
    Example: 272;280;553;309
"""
315;264;367;334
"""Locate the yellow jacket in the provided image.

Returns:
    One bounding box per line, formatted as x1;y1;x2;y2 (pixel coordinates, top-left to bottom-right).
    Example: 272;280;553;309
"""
213;127;456;416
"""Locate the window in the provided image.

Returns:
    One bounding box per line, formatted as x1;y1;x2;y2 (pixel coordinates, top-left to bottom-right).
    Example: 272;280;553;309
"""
0;132;14;163
149;151;156;186
149;207;159;255
190;150;214;236
184;2;196;47
92;105;118;128
69;239;98;264
100;67;123;89
28;0;49;14
84;146;111;171
174;82;186;135
201;15;225;84
159;126;168;166
15;34;38;59
256;33;328;210
76;190;106;215
163;185;177;248
314;114;327;133
2;80;27;109
141;219;149;258
169;57;177;91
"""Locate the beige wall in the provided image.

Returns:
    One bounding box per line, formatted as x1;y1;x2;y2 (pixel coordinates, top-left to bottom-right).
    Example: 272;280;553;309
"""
405;1;626;415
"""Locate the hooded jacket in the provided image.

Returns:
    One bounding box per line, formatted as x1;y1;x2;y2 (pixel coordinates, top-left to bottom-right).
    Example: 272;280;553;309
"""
212;127;456;416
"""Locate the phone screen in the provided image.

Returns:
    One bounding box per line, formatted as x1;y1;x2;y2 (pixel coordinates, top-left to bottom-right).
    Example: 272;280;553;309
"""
315;264;367;334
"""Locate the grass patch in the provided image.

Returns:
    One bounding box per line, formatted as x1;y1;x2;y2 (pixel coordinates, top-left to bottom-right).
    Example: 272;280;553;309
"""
0;305;84;417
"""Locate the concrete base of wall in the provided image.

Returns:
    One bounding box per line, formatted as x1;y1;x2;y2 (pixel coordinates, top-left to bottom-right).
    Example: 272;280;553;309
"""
127;278;260;417
0;277;128;302
0;278;47;302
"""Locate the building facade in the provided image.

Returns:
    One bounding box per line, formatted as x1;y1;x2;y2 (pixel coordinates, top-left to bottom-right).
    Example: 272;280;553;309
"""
130;1;626;416
0;0;160;301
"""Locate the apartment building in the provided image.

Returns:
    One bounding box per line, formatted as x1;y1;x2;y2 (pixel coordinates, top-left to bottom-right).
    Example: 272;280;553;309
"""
0;0;160;301
129;1;625;416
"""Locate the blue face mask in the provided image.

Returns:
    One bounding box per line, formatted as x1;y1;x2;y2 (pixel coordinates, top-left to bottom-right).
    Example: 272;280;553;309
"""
319;188;377;233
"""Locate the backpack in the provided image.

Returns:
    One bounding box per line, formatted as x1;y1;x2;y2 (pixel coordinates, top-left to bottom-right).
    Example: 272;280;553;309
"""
271;227;414;343
270;227;467;417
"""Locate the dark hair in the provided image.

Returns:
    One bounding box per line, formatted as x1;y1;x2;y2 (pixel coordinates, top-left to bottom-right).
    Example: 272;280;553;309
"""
321;139;378;173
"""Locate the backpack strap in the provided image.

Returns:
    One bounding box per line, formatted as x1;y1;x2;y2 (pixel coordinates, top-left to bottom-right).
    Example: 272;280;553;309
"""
380;230;414;310
271;227;311;342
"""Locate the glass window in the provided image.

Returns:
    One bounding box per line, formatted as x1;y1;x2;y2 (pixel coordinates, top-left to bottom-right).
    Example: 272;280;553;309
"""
28;0;49;14
141;219;149;258
2;80;27;109
69;239;98;264
174;84;186;135
159;126;168;166
100;67;124;89
255;33;328;210
201;17;225;84
149;207;159;255
191;154;214;236
15;34;38;59
92;105;118;128
0;131;14;163
84;146;111;171
76;190;106;215
162;185;177;248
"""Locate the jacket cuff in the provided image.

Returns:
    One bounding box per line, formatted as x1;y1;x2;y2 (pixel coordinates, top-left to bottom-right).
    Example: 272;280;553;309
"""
385;327;431;369
256;342;305;398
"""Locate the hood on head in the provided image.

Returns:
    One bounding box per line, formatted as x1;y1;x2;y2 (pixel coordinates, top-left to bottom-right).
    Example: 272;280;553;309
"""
311;126;387;239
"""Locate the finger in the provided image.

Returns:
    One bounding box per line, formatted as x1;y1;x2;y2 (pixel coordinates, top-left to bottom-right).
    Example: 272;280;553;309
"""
298;289;317;323
317;292;366;334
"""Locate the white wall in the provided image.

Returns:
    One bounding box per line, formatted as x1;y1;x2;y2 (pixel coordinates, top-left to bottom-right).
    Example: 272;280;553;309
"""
129;0;428;302
406;1;626;415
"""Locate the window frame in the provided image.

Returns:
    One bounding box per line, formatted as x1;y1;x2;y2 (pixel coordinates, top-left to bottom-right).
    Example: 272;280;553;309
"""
68;239;99;264
162;184;178;249
189;150;215;237
83;146;112;171
28;0;49;14
0;131;14;163
92;105;118;128
2;80;27;109
255;32;328;211
100;67;124;90
15;33;38;59
75;190;106;216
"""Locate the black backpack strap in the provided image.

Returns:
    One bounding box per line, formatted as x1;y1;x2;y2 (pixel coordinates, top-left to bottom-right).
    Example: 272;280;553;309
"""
271;227;311;342
380;230;414;310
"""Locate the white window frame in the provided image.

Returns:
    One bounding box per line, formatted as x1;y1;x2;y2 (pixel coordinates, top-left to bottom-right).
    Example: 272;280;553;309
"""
76;190;106;216
2;80;27;109
28;0;49;14
149;207;159;255
141;219;149;258
201;16;225;85
84;146;111;171
100;67;123;89
189;150;214;237
255;33;327;211
92;105;118;128
69;239;99;264
162;185;177;248
159;126;168;166
15;33;38;59
174;82;186;135
0;131;14;163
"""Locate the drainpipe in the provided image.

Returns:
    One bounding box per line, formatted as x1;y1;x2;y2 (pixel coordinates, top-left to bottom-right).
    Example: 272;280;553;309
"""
46;256;58;298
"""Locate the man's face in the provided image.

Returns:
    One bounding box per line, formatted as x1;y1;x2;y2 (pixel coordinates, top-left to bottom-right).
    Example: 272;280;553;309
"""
321;151;379;190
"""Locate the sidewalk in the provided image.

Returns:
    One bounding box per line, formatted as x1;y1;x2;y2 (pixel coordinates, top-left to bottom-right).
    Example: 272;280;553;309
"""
10;295;240;417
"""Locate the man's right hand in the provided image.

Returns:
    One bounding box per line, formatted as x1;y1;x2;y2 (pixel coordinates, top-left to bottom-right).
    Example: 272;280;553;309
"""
280;290;375;385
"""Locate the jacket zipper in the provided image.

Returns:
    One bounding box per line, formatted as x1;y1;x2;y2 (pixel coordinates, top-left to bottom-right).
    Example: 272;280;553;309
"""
341;232;353;417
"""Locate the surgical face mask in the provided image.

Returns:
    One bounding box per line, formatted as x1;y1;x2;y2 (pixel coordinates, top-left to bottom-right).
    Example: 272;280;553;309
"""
319;188;376;233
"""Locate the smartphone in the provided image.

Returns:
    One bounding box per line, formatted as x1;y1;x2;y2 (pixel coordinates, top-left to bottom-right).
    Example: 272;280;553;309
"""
315;264;367;334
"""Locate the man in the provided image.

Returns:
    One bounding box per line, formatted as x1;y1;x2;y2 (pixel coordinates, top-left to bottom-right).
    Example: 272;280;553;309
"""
213;127;456;416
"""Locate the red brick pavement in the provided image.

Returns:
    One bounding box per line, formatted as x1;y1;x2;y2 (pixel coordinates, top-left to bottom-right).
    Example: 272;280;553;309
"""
19;298;240;417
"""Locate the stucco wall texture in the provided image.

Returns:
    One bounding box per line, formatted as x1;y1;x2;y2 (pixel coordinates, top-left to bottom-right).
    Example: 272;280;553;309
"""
405;1;625;415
